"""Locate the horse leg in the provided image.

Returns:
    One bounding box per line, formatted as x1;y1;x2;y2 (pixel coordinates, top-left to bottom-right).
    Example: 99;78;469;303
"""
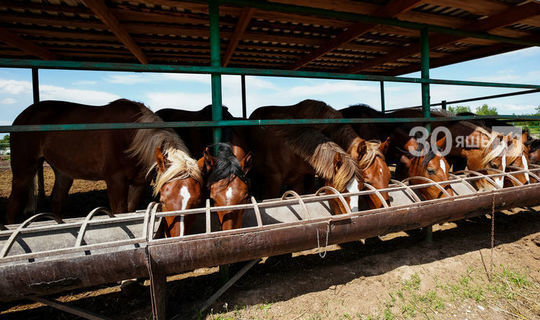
127;184;146;212
106;177;129;213
6;168;38;224
50;170;73;219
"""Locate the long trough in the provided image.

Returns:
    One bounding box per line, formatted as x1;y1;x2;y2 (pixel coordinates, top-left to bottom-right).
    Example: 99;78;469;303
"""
0;168;539;301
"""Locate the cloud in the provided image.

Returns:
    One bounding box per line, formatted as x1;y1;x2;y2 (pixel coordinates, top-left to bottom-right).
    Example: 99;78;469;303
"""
162;73;210;84
0;79;31;95
1;98;16;104
39;84;121;105
74;80;98;85
145;92;212;110
106;74;150;84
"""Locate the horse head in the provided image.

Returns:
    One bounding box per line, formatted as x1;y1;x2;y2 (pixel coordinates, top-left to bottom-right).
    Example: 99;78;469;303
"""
356;138;391;208
154;146;203;237
399;136;454;200
505;132;532;185
198;144;252;231
327;151;364;213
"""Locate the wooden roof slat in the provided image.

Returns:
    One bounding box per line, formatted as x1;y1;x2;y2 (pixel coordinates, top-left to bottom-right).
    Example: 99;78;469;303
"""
345;1;540;74
222;7;254;67
290;0;424;70
81;0;148;64
421;0;510;17
0;26;58;60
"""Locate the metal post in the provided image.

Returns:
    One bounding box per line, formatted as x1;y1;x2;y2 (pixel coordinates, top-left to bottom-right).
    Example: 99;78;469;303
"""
210;0;222;149
380;80;385;113
441;100;447;111
241;74;247;119
32;68;39;103
421;27;433;243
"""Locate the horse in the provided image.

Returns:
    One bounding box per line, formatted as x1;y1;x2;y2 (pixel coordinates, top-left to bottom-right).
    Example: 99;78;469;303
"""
157;106;252;231
398;136;454;200
340;105;456;199
249;100;390;209
7;99;203;236
527;138;540;164
244;120;363;214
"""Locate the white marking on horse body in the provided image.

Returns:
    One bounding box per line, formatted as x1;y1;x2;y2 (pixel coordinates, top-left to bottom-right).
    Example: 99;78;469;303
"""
180;186;191;211
440;159;446;174
226;186;233;204
522;154;530;183
379;168;383;174
346;178;360;211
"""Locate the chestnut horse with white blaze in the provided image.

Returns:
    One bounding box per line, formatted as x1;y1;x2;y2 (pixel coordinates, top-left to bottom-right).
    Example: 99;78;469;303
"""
7;99;203;237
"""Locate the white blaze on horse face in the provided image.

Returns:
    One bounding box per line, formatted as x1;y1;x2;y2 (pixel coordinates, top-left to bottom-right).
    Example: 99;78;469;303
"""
440;158;446;174
379;168;383;174
226;186;233;204
522;154;530;183
180;185;191;211
346;178;360;211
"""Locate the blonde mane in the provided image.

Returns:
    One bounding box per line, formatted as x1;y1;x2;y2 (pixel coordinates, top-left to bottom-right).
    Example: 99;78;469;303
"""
124;102;202;196
358;140;384;169
480;132;508;167
506;137;525;164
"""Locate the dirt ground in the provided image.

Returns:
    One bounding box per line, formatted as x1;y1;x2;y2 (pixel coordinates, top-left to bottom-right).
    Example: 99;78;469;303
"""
1;161;539;320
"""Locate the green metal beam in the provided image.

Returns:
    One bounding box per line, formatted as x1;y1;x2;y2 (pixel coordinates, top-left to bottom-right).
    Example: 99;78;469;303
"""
210;0;222;149
216;0;540;47
411;89;540;108
1;59;538;90
3;115;540;133
420;27;432;243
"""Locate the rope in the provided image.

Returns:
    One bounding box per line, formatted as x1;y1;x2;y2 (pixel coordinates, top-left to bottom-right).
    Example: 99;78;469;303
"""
317;221;330;259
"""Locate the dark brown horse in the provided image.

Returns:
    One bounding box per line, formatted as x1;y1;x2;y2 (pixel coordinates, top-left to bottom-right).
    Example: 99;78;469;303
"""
157;106;252;231
245;116;363;213
249;100;390;209
7;99;203;233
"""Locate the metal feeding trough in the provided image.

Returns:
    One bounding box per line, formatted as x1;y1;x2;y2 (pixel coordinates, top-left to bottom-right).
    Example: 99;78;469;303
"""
1;167;540;317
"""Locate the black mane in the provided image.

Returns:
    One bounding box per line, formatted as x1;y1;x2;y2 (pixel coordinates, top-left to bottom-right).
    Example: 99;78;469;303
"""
206;143;249;187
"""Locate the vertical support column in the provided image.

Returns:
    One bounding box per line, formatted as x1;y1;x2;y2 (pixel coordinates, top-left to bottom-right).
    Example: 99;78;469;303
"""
32;68;45;203
420;27;433;243
32;68;40;103
379;80;385;113
241;74;247;119
441;100;447;111
210;0;222;150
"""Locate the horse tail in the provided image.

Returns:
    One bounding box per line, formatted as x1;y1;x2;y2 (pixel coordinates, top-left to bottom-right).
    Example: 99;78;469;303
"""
23;174;37;215
37;158;45;201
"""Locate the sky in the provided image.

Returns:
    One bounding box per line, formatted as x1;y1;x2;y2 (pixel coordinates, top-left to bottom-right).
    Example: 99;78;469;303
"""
0;46;538;127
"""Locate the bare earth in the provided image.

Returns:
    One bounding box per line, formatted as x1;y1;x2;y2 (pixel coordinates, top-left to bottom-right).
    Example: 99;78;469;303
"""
1;163;539;320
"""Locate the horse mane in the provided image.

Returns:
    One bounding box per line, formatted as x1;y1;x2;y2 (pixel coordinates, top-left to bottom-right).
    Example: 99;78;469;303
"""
358;140;385;169
480;132;507;167
506;137;525;164
274;125;361;192
206;143;248;187
124;101;202;195
529;139;540;152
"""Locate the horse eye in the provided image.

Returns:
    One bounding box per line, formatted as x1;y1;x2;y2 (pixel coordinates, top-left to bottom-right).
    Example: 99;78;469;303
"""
489;162;498;169
427;168;436;175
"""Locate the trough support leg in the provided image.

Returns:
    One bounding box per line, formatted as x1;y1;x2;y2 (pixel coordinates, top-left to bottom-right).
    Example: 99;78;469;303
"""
147;249;167;320
420;27;433;243
31;296;111;320
199;259;261;314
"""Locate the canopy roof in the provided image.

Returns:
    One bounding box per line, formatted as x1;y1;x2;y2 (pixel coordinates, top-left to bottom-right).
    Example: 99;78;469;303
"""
0;0;538;75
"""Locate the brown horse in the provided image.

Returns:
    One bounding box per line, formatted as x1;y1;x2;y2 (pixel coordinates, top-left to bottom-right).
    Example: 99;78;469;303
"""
249;100;390;208
245;118;363;214
7;99;203;233
398;136;454;200
157;106;252;230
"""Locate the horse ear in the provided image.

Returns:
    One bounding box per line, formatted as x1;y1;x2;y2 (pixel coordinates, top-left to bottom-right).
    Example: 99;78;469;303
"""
155;147;168;173
405;137;419;154
436;136;446;149
333;153;343;174
357;140;367;157
400;154;412;168
379;137;390;155
522;132;529;145
203;147;216;173
240;151;253;174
